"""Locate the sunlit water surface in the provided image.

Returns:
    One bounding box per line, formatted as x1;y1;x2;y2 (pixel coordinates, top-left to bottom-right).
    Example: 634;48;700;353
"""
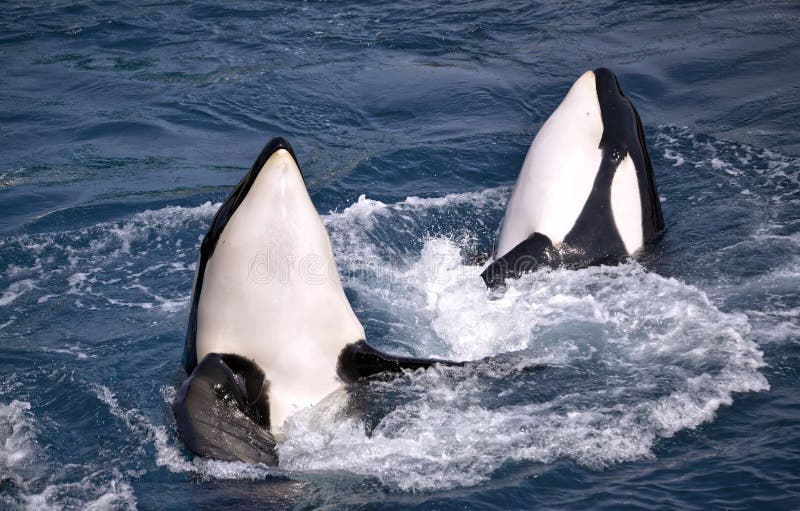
1;1;799;509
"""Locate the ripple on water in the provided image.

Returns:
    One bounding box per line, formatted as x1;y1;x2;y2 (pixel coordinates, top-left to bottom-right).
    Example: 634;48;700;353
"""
0;126;794;501
0;399;137;510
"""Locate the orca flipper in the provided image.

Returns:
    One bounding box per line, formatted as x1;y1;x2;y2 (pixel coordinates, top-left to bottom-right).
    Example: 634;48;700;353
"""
337;341;464;383
173;353;277;465
481;232;561;288
481;231;631;288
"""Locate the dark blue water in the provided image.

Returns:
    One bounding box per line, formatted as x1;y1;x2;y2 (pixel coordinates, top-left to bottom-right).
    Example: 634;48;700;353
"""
1;1;799;509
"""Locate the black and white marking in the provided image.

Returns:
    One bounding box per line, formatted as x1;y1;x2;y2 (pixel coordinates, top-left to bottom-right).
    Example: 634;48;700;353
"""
175;138;459;464
482;68;664;287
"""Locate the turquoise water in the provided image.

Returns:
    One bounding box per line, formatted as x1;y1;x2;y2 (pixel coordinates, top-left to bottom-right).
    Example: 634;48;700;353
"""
1;1;799;509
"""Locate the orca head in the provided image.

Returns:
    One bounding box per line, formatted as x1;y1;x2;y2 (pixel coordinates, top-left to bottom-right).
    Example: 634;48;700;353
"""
493;69;605;260
483;68;663;288
176;138;469;463
181;137;366;436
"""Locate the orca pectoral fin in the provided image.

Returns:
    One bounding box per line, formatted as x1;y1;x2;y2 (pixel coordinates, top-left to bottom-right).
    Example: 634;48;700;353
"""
337;340;464;384
481;232;562;288
173;353;277;465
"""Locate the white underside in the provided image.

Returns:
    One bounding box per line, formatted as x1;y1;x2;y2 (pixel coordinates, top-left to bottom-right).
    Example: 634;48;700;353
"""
195;149;365;431
495;70;644;258
496;71;604;258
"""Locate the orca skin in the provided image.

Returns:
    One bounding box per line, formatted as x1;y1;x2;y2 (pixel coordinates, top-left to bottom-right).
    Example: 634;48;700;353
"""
482;68;664;288
175;137;460;464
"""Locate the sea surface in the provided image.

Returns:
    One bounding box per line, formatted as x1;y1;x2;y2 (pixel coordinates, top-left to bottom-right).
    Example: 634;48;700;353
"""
1;1;799;509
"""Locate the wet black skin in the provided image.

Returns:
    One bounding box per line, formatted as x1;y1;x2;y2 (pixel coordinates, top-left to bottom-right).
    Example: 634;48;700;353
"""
173;353;277;465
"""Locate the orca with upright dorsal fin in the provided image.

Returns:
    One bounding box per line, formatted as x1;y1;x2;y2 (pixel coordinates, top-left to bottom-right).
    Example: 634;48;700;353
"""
482;68;664;288
174;137;461;464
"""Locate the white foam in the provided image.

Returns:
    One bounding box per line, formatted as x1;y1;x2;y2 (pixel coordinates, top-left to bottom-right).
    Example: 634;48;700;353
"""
273;182;775;490
41;345;91;360
275;239;768;490
272;172;775;489
0;399;136;510
0;279;36;307
323;188;509;235
81;479;137;511
0;400;36;469
715;257;800;345
24;474;137;511
662;148;685;166
335;194;390;225
0;201;221;323
653;125;799;346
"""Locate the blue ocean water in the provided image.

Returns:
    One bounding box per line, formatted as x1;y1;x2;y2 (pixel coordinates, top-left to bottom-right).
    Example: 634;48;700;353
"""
1;0;799;509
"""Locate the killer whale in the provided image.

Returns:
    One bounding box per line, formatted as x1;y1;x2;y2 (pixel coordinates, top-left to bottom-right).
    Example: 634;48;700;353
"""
482;68;664;287
174;68;661;462
175;137;460;464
